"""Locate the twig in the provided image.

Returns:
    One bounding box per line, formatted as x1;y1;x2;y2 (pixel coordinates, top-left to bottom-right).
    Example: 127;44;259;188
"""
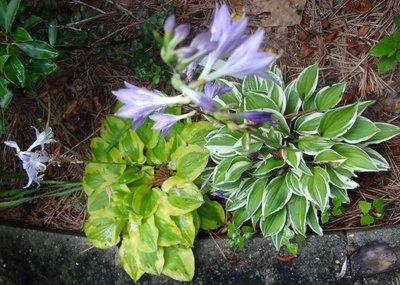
61;11;116;28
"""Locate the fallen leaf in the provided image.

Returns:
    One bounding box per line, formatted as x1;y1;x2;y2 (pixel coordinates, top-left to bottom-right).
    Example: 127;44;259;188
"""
276;254;297;262
324;30;337;43
355;0;372;14
344;1;354;13
357;25;370;37
297;30;308;41
242;0;307;27
300;14;311;28
298;44;316;59
372;31;381;40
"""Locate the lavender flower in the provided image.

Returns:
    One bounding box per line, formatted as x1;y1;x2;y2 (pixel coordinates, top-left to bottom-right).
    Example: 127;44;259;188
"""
204;82;232;98
112;82;189;129
27;127;56;151
179;83;217;111
233;111;276;126
149;111;196;137
203;29;276;80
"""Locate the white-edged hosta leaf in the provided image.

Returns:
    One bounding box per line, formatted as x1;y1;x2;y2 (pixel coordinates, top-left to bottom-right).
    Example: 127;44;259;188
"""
356;100;375;115
214;79;242;108
307;205;323;236
260;207;287;237
363;122;400;145
212;157;233;185
222;156;252;184
288;195;309;236
330;185;350;203
326;166;359;190
251;207;262;229
270;83;287;114
205;128;242;162
253;155;285;176
282;145;302;168
163;246;194;281
225;178;256;211
295;112;323;135
262;108;290;136
296;64;319;101
315;83;346;111
247;177;268;216
262;175;292;217
284;81;302;115
342;117;380;144
332;144;379;172
285;170;303;196
292;157;313;176
242;75;266;93
301;167;330;212
314;149;347;167
243;90;280;112
232;207;251;227
298;135;334;155
302;93;316;111
318;104;358;138
364;147;390;171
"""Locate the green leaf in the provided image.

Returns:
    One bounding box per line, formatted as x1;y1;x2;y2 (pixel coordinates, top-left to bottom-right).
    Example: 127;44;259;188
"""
84;214;126;248
12;27;32;42
253;155;285;176
119;128;146;164
320;211;330;224
360;214;374;226
163;246;195;282
332;206;343;217
378;54;398;75
132;187;161;218
154;210;184;247
161;177;204;215
16;40;59;59
296;64;319;101
26;59;58;75
284;81;302;115
318;104;358;138
295;113;323;135
232;207;250;227
119;237;145;281
197;195;225;230
243;90;280;112
246;177;268;216
0;54;10;72
215;156;252;185
307;205;323;235
180;121;213;146
315;83;346;111
136;248;164;275
172;145;209;182
333;144;379;172
363;122;400;145
288;195;308;236
369;32;400;57
0;79;12;109
260;207;287;237
282;145;302;169
373;198;385;212
314;149;347;167
364;147;390;171
3;0;20;34
48;18;58;46
22;15;42;30
342;116;380;143
270;83;287;113
394;15;400;27
298;135;334;155
172;213;196;247
301;166;330;212
262;175;292;217
3;55;25;87
358;200;371;214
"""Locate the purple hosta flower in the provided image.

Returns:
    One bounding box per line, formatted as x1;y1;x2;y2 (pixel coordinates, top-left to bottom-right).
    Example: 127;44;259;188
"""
233;111;276;126
203;29;277;81
204;82;232;98
27;127;56;151
179;84;216;111
199;4;248;79
163;15;176;35
112;82;188;129
149;111;195;137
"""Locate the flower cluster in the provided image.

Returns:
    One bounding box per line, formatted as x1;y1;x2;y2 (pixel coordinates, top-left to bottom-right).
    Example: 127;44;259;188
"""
4;127;55;188
112;4;277;136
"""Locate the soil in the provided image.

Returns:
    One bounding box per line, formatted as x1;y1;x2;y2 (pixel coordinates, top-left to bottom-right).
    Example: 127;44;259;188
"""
0;0;399;232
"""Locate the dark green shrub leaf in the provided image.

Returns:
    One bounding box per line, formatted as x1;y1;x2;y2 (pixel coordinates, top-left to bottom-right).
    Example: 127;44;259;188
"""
3;55;25;87
12;27;32;43
16;40;59;59
0;79;12;109
22;15;42;30
26;59;58;75
197;196;225;230
3;0;20;34
48;18;58;46
369;32;400;57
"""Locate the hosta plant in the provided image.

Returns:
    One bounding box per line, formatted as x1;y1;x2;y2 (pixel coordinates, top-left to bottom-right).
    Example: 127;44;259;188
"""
83;116;224;282
205;64;400;251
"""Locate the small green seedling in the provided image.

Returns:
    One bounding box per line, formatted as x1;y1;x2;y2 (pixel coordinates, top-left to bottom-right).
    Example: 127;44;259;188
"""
227;224;255;249
358;198;385;226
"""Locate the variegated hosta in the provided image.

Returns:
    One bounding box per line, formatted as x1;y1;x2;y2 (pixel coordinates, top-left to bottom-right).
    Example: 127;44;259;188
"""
205;64;400;249
83;117;224;282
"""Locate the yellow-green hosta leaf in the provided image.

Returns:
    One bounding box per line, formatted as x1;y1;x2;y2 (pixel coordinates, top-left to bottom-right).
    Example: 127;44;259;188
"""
119;128;145;164
82;163;109;196
100;116;131;145
287;195;309;236
84;214;126;249
162;246;195;281
131;215;159;253
87;185;111;213
332;144;379;172
296;64;318;101
161;176;204;215
315;83;346;111
132;186;161;218
197;196;225;230
262;175;292;217
342;117;380;144
137;248;164;275
260;207;287;237
171;145;209;182
318;104;358;139
180;121;214;146
119;236;145;281
136;119;159;149
146;138;171;165
90;137;123;163
154;210;184;247
171;212;196;247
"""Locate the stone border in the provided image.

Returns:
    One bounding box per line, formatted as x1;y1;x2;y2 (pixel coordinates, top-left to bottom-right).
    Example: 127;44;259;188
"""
1;223;399;284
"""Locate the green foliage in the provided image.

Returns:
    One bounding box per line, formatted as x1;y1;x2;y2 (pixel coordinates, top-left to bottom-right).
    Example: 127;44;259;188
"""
0;0;59;133
83;116;224;282
227;224;254;249
205;64;400;252
369;16;400;75
358;198;385;226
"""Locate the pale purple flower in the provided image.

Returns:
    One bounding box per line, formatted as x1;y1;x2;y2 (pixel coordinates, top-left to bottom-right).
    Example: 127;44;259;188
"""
204;82;232;98
27;127;55;151
180;84;216;111
204;29;276;80
149;111;195;137
233;111;276;126
112;82;187;129
164;15;176;35
170;24;191;47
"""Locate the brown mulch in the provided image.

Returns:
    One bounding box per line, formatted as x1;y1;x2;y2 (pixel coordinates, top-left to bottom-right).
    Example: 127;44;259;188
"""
0;0;399;232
